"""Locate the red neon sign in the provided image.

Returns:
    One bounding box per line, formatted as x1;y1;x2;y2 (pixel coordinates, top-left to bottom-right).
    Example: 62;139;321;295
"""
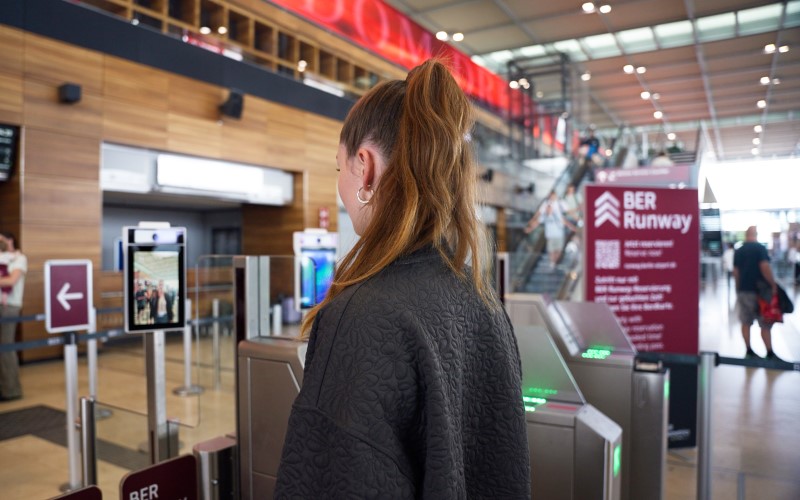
268;0;521;113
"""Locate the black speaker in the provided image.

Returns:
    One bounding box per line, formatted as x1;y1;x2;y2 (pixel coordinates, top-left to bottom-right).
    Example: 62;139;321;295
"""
58;83;81;104
220;89;244;119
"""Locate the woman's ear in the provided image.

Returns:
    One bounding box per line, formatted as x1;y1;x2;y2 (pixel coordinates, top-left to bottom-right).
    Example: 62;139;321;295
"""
356;146;378;187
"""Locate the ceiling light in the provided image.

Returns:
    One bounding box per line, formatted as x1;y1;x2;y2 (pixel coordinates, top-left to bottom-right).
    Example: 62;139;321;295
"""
640;91;651;99
760;76;771;85
764;43;776;53
436;31;448;41
200;26;212;35
297;60;308;72
131;18;140;26
636;66;646;74
582;2;596;13
779;45;789;53
667;133;676;141
757;99;766;108
754;125;763;133
773;78;781;85
581;72;591;81
751;147;759;155
623;64;634;74
599;4;612;14
217;26;228;35
509;80;520;89
753;138;761;145
452;32;464;42
652;93;660;100
654;111;663;119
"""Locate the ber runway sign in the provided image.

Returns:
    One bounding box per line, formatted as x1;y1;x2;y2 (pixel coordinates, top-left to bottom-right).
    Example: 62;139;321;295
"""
45;260;93;334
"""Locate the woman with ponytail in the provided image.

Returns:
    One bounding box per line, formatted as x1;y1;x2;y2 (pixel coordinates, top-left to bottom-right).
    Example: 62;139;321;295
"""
275;60;530;499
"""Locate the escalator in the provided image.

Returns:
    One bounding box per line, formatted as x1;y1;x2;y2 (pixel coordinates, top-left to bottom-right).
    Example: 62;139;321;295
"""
508;157;592;299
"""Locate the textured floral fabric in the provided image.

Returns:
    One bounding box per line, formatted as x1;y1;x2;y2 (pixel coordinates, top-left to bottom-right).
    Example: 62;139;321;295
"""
275;247;531;499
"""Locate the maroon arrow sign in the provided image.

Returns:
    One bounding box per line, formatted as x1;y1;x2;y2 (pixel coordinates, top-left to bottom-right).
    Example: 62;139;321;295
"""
45;260;93;334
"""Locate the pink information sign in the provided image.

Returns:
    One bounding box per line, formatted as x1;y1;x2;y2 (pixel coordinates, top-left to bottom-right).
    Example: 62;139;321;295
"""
584;185;699;355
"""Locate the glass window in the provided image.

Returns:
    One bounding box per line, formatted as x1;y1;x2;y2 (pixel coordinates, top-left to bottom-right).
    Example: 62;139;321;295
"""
617;27;658;52
738;4;782;35
581;33;621;58
696;12;736;42
653;20;694;49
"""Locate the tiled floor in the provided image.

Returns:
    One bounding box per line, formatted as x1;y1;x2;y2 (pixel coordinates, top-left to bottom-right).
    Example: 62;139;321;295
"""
0;275;799;499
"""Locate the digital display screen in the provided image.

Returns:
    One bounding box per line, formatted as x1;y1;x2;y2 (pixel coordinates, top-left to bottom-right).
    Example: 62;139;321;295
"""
299;248;336;309
125;228;186;332
0;124;19;182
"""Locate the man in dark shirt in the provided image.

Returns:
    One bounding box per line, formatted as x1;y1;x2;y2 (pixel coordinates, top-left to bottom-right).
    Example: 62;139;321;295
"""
733;226;782;360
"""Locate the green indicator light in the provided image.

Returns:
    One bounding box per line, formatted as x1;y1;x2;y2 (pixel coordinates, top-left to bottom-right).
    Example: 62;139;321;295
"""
524;405;538;413
664;379;670;400
581;347;613;360
525;387;558;396
613;445;622;478
522;396;547;405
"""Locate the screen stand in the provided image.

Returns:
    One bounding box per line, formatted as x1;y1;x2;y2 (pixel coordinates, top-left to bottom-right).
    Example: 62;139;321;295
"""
145;329;173;464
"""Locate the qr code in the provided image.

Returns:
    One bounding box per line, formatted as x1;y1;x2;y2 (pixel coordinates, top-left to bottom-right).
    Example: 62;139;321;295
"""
595;240;620;269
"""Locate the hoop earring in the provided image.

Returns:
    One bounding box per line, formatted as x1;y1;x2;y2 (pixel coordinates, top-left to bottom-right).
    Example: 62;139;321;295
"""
357;186;373;205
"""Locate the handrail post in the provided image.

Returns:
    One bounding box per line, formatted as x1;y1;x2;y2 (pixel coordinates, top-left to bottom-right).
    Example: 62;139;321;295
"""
697;351;716;500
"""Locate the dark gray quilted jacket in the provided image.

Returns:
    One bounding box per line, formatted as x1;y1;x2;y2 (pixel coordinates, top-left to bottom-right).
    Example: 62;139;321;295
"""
275;247;531;499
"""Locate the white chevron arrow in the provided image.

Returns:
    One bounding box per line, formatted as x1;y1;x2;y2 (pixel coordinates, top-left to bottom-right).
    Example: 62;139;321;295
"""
57;282;83;311
594;191;620;208
595;210;620;228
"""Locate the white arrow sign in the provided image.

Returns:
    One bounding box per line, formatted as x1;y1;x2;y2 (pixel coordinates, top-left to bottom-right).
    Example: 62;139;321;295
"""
57;282;84;311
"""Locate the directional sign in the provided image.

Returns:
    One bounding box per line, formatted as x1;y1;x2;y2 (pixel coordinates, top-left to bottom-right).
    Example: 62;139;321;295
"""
120;454;197;500
45;260;93;333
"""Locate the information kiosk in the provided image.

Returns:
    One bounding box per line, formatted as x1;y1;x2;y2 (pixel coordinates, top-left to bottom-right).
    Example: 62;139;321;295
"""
516;324;622;500
506;294;668;500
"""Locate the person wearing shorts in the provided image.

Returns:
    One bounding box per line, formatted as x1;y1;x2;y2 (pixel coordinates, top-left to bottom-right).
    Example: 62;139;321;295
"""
733;226;783;361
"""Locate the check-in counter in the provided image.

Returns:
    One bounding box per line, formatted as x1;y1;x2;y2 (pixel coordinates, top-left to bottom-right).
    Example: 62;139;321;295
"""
516;324;622;500
507;294;668;500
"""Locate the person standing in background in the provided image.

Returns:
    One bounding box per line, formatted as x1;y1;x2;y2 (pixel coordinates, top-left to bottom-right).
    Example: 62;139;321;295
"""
0;232;26;401
733;226;783;361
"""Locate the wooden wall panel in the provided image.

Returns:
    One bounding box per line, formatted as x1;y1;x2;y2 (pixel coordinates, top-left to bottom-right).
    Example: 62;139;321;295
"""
23;34;104;93
168;74;224;120
220;97;270;165
21;177;101;225
103;98;169;149
0;71;23;124
104;57;170;110
23;79;103;137
24;129;100;180
22;224;101;267
166;112;223;158
0;27;23;75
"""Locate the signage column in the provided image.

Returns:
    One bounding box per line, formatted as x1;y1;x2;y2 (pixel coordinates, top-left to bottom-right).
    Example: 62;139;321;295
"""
584;185;700;447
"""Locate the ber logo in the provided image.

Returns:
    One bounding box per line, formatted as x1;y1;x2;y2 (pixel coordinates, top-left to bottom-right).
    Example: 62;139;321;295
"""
594;191;620;228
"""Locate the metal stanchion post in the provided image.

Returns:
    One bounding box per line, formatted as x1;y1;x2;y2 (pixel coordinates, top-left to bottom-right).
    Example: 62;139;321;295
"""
212;298;221;390
87;308;112;420
60;332;82;492
80;397;97;487
145;330;172;463
174;298;204;396
697;351;716;500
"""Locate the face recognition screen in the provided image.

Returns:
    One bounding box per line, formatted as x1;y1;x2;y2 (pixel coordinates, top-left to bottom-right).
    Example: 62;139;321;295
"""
125;227;186;332
299;248;336;309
